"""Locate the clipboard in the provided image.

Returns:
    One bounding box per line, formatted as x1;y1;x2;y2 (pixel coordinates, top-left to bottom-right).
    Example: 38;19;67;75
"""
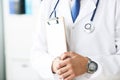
45;17;67;57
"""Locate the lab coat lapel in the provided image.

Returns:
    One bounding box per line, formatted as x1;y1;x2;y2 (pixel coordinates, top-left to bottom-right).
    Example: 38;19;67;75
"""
75;0;96;23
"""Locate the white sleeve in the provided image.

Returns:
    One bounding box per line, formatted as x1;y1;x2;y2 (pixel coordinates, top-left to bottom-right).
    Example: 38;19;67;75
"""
77;0;120;80
89;0;120;79
30;2;55;79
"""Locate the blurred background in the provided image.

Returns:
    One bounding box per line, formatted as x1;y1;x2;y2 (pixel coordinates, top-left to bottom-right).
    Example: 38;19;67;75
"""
0;0;43;80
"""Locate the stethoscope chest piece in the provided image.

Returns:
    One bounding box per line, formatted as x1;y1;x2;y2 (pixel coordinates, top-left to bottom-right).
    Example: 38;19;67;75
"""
84;23;95;33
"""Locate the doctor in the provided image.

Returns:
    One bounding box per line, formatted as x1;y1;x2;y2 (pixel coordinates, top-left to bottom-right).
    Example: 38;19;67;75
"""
31;0;120;80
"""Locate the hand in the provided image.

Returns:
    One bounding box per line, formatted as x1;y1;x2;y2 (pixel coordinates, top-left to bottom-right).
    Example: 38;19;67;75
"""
52;57;62;73
56;51;88;80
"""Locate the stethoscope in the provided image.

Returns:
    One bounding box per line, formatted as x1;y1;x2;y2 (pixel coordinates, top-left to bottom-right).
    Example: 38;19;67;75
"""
49;0;99;33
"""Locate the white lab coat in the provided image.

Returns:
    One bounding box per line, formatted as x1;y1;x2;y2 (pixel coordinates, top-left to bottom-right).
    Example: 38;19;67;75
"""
31;0;120;80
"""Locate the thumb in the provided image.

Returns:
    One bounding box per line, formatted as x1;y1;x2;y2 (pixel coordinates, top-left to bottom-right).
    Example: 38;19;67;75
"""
60;52;70;60
60;51;74;60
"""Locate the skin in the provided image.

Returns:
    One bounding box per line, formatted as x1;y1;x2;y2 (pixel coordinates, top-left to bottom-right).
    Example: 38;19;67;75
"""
52;51;88;80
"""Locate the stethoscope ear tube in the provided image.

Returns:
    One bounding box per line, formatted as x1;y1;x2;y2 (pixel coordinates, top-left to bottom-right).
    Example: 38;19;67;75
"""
49;0;99;21
90;0;99;21
49;0;60;18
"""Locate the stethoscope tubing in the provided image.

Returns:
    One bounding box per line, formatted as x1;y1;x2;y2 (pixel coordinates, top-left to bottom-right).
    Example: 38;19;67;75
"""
49;0;99;22
49;0;60;18
90;0;99;21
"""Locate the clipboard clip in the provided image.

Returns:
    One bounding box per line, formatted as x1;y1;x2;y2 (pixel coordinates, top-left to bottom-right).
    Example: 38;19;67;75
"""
47;17;59;25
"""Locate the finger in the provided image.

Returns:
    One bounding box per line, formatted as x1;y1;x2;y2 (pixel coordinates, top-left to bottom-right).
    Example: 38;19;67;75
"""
64;74;75;80
56;60;66;69
56;64;69;75
59;70;72;79
57;58;71;69
61;52;71;60
52;57;62;73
